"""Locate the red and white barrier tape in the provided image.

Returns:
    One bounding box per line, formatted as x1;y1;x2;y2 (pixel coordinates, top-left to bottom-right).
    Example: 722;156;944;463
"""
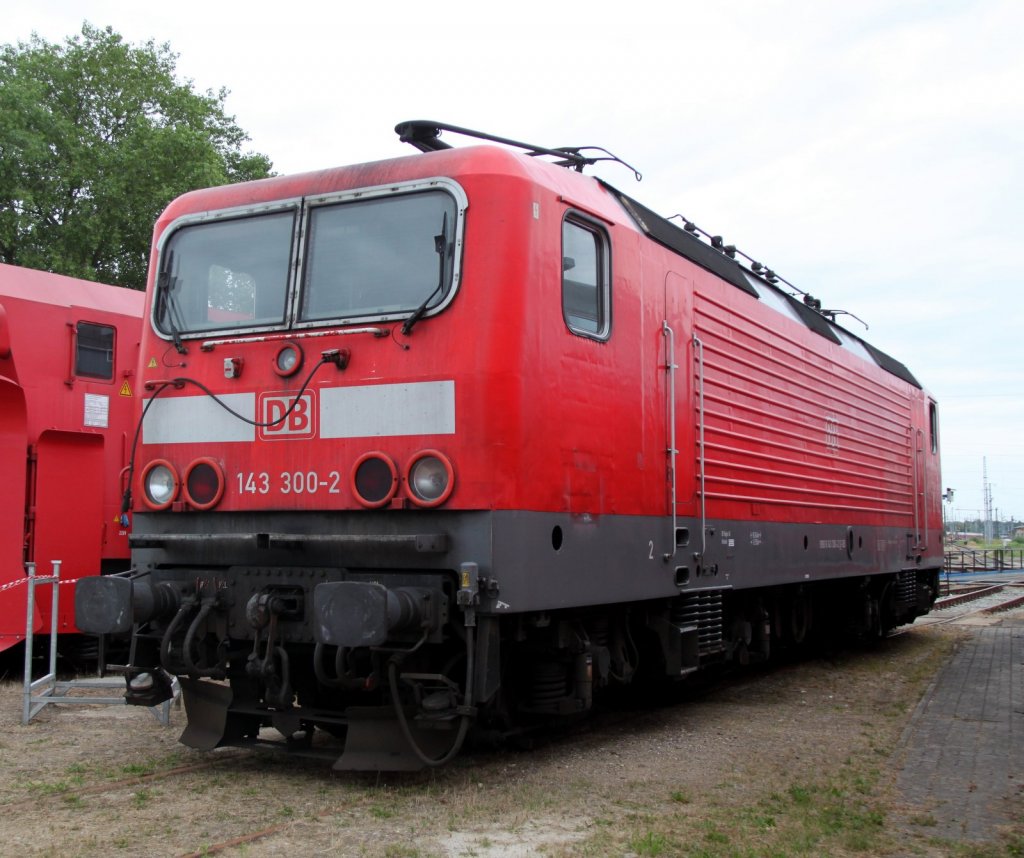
0;576;83;595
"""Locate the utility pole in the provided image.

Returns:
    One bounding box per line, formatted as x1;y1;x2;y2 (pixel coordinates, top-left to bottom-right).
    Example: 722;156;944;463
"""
983;457;994;542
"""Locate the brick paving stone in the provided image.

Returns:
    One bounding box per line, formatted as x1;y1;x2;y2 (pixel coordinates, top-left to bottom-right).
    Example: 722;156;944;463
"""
896;618;1024;842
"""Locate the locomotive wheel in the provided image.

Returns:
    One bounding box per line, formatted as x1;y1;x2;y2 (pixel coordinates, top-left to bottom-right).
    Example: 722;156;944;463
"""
789;592;811;645
877;581;898;637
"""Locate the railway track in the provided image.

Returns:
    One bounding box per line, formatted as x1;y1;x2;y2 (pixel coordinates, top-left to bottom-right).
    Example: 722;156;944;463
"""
916;580;1024;625
0;751;249;814
0;738;345;857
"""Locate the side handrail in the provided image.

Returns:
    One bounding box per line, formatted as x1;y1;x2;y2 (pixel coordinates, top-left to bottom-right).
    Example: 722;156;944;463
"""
662;320;678;561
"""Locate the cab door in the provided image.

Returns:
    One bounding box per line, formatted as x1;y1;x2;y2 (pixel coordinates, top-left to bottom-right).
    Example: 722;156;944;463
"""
921;399;943;557
909;397;941;560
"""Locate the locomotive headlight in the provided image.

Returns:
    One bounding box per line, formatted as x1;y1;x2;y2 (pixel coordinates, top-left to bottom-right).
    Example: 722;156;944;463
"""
273;342;303;377
141;460;179;510
183;457;225;510
406;450;454;507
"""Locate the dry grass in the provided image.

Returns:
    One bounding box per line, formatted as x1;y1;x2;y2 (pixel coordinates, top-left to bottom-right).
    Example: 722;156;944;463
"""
1;624;1020;857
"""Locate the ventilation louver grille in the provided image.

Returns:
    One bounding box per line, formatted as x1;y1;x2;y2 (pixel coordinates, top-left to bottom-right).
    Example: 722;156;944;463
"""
671;590;726;656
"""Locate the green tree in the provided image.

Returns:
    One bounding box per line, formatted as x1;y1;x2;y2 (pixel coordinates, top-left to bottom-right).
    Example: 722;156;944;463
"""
0;23;272;290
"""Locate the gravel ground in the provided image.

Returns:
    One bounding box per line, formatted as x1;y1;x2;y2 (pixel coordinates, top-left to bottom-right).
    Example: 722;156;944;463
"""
1;618;1020;857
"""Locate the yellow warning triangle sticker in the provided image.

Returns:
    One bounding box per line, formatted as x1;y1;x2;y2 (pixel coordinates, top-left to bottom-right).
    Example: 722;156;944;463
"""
119;380;133;397
147;357;158;368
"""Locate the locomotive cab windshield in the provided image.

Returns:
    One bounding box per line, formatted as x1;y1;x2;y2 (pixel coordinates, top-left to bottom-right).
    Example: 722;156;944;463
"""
152;180;465;341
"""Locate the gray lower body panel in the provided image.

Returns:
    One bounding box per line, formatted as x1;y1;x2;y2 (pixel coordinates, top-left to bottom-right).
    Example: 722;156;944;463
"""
131;509;940;615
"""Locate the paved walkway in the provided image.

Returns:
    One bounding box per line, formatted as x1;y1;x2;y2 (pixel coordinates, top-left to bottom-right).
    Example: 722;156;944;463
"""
896;616;1024;842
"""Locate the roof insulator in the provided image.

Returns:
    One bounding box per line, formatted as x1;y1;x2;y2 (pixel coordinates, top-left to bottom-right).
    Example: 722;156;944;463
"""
711;235;723;249
723;245;736;258
751;261;763;272
684;222;698;233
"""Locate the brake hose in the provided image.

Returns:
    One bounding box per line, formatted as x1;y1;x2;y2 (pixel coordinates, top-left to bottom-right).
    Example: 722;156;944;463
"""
388;625;475;767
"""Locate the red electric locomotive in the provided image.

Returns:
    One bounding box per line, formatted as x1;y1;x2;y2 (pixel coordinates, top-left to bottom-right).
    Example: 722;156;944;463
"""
76;122;942;769
1;264;144;653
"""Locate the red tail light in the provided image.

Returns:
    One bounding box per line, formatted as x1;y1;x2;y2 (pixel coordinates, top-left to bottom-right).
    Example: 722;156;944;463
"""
351;452;399;508
183;458;225;510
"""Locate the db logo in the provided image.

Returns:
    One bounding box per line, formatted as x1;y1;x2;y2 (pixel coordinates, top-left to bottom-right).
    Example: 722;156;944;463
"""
258;391;316;440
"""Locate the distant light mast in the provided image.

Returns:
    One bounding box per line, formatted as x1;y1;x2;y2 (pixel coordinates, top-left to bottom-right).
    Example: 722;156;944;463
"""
983;456;994;542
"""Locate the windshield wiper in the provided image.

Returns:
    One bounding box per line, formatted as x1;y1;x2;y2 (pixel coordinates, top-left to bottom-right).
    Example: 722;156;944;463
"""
156;250;188;354
401;212;449;337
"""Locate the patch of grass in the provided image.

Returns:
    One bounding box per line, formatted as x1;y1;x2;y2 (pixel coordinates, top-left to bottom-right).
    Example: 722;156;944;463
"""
427;774;570;830
109;750;189;780
572;757;894;857
736;805;777;832
943;834;1024;858
27;779;71;795
630;829;674;856
787;784;812;806
908;813;938;827
701;823;730;846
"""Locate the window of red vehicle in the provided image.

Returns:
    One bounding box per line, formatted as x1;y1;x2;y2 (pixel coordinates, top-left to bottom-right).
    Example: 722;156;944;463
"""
75;322;115;380
562;215;610;340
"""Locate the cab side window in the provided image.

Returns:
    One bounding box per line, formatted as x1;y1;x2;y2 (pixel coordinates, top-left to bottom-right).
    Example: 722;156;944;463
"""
562;215;610;339
75;322;115;380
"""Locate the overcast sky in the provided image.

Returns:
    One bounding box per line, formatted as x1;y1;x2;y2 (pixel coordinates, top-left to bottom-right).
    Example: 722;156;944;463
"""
7;0;1023;525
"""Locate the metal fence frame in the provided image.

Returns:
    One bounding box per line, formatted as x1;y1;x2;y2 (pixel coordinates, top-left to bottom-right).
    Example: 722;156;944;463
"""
944;548;1024;574
21;560;177;725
